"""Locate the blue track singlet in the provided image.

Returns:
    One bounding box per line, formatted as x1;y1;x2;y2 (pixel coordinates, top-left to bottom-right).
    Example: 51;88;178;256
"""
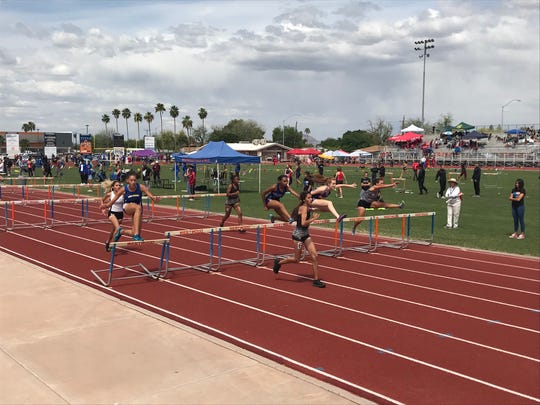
124;183;143;205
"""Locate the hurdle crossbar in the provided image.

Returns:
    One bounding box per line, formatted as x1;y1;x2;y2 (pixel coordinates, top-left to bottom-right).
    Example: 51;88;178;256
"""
91;238;170;287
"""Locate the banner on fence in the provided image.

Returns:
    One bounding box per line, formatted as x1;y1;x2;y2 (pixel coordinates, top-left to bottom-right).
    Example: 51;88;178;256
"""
6;133;20;158
144;136;155;150
44;132;57;158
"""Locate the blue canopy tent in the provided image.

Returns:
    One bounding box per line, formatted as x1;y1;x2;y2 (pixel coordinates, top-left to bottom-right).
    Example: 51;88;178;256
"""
172;141;261;192
505;128;526;135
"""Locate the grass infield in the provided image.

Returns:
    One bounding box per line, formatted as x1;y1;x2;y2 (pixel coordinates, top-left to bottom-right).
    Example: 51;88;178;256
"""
14;162;539;257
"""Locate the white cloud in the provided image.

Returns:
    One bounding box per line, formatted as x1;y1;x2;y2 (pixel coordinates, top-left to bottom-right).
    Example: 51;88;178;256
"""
0;0;537;138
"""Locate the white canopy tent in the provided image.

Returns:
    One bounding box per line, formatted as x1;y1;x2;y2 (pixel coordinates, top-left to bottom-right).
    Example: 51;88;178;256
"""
327;149;351;157
401;124;425;133
349;149;372;157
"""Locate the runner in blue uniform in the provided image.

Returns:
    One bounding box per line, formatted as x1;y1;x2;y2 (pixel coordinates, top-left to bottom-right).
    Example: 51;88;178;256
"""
261;174;300;223
101;171;158;242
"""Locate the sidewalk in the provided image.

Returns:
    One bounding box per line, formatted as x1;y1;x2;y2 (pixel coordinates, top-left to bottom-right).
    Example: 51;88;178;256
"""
0;251;372;404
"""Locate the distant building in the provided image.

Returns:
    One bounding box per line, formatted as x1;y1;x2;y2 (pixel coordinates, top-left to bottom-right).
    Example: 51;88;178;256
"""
227;140;290;161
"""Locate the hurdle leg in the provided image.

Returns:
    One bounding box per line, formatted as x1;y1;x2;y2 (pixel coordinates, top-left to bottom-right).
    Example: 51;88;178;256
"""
91;245;117;287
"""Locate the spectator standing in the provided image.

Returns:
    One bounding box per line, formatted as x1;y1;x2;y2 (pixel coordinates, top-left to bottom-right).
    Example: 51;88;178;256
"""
141;162;151;189
472;165;481;197
303;171;314;193
317;160;324;176
509;178;526;239
152;160;161;186
443;178;463;229
284;163;294;185
334;166;347;198
435;164;447;198
295;162;302;185
458;162;467;181
417;165;428;194
185;165;196;200
378;163;386;180
360;171;370;185
412;160;419;181
370;164;379;184
78;159;88;183
27;158;35;177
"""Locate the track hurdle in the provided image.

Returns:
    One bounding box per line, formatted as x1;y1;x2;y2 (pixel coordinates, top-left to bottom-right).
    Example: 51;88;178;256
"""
91;238;170;287
163;228;226;275
392;177;412;194
316;211;436;256
2;199;50;230
162;212;435;276
0;197;102;230
483;170;503;189
0;176;55;186
368;211;435;250
144;193;225;222
164;221;298;274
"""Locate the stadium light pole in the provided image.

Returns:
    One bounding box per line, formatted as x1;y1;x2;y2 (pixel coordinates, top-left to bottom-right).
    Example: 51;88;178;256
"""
501;99;521;133
414;39;435;124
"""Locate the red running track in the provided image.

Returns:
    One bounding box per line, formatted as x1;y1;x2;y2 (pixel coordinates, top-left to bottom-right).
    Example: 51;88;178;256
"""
0;198;539;404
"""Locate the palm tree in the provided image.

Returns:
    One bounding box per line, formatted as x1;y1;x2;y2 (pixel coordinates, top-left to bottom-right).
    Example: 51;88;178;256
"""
198;107;208;136
21;121;36;132
102;114;110;136
133;113;143;148
112;109;121;133
169;105;179;134
155;103;166;134
144;112;154;138
122;108;131;141
169;105;180;150
304;127;311;144
182;115;193;146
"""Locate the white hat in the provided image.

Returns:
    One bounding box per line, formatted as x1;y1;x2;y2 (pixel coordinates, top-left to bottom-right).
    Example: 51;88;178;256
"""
448;178;458;183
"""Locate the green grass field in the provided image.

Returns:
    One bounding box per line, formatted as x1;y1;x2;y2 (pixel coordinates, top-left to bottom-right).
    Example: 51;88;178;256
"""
19;162;540;257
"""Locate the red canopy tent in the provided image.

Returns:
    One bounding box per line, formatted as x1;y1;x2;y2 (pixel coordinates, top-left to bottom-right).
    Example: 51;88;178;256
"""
388;132;423;142
287;147;321;155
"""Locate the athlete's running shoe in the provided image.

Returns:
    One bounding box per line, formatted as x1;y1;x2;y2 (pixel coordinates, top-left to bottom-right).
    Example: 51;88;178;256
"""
337;214;347;223
113;227;123;242
313;279;326;288
105;242;110;252
273;258;281;274
269;214;275;223
132;234;144;242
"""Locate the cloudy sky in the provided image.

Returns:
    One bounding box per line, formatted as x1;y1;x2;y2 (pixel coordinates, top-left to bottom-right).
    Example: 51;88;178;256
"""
0;0;538;141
